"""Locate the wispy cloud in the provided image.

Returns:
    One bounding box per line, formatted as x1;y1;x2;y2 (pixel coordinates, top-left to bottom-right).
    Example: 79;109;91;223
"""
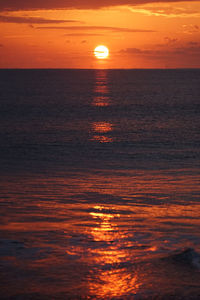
37;25;155;33
63;33;105;36
120;43;200;58
0;14;79;24
164;37;178;44
187;41;199;46
0;0;199;11
128;5;200;18
182;24;199;34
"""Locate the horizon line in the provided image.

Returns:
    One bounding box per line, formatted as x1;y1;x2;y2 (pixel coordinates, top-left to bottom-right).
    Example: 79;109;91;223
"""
0;67;200;70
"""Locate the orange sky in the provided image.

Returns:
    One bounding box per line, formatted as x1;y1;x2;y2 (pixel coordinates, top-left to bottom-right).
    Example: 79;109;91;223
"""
0;1;200;68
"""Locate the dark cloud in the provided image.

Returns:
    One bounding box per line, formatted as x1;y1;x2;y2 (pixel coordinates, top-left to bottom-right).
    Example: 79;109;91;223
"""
188;41;199;46
120;47;150;54
0;0;199;11
164;37;178;44
63;33;105;36
120;44;200;58
0;43;3;47
0;14;79;24
37;25;155;33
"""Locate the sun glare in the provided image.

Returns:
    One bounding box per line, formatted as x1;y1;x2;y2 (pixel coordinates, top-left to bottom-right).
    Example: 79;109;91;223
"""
94;45;109;59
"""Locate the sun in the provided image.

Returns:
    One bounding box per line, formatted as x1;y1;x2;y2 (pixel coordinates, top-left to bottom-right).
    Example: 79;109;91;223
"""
94;45;109;59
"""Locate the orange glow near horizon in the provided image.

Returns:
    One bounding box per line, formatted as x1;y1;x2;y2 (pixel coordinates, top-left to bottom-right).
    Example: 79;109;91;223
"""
0;1;200;68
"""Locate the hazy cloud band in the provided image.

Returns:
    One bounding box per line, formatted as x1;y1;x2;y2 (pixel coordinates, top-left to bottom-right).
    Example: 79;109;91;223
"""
0;0;199;11
37;25;156;33
0;15;79;24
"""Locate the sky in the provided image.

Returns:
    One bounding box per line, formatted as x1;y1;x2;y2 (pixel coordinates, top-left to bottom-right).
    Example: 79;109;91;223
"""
0;0;200;68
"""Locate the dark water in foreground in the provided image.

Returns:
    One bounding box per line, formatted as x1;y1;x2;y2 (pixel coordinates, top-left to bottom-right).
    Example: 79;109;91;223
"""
0;69;200;299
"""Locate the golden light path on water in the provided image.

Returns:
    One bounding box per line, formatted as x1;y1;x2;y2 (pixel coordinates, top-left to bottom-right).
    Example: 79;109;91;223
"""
92;69;111;107
0;69;200;298
87;205;140;297
91;69;114;143
0;169;200;298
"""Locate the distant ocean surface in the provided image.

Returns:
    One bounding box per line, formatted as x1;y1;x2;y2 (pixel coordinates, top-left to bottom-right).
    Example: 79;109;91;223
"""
0;69;200;299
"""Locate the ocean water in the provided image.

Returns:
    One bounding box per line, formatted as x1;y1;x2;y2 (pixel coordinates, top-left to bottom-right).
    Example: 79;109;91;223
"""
0;69;200;299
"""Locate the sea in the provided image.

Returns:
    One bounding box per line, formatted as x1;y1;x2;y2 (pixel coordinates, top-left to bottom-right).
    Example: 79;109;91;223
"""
0;69;200;299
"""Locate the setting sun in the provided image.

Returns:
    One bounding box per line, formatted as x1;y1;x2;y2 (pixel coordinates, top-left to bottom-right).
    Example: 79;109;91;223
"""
94;45;109;60
1;0;200;299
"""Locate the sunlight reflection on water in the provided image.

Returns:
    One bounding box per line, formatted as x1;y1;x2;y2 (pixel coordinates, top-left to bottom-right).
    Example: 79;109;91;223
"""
0;69;200;298
92;69;111;107
91;70;114;143
88;205;140;298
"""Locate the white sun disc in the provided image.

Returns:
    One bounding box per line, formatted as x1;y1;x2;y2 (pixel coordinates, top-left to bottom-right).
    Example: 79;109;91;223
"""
94;45;109;59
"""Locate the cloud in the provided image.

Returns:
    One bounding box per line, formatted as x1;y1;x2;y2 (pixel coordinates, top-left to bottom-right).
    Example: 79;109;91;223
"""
0;43;3;47
187;41;199;46
136;46;200;67
63;33;105;36
128;5;200;17
164;37;178;44
0;0;199;11
0;14;79;24
120;48;152;55
182;24;199;34
120;44;200;58
37;25;155;33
